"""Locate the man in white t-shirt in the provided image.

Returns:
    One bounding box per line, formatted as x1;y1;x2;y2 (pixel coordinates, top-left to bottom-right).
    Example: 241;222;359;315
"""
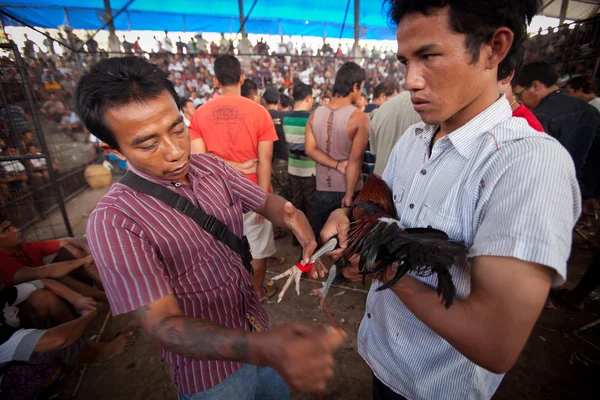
162;31;173;53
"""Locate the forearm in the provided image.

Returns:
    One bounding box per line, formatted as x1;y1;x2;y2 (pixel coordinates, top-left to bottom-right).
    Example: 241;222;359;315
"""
306;147;339;169
41;279;81;304
258;194;292;229
257;159;271;192
41;259;85;279
387;276;522;373
344;158;361;196
150;314;265;364
37;312;95;352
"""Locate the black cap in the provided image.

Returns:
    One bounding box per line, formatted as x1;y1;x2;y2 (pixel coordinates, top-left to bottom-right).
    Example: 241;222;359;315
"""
262;86;280;104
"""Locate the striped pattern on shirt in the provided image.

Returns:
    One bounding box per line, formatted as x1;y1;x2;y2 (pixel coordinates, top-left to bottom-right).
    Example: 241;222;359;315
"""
87;154;269;395
284;110;316;177
358;97;581;400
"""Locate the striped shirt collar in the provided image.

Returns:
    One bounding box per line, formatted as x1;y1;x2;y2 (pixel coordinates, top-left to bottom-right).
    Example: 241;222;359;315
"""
127;158;210;186
415;95;512;159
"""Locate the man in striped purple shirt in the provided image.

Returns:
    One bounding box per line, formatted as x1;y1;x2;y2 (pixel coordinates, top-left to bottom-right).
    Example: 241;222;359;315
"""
76;56;345;399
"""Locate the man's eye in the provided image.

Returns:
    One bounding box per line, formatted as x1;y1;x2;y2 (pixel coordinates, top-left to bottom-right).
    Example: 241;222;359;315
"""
422;54;437;61
141;143;157;150
174;129;185;135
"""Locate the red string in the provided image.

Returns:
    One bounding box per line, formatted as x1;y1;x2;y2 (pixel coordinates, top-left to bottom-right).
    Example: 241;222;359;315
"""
308;277;337;400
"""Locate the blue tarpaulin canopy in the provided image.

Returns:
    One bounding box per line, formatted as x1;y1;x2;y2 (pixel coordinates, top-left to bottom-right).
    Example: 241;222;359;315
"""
0;0;396;40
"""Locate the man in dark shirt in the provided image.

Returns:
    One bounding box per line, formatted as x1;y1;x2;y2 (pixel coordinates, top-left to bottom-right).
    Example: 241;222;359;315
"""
515;61;600;199
263;86;291;200
364;81;399;114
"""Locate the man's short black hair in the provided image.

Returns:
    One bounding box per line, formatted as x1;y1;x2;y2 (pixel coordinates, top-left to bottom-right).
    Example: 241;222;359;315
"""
241;79;258;99
214;55;242;87
180;98;194;109
374;81;398;99
280;95;293;109
385;0;540;80
514;61;559;88
293;83;313;102
333;62;366;97
566;75;595;94
75;56;178;150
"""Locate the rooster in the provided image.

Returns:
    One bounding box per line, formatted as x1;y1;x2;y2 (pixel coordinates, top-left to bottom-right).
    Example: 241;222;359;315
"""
272;175;466;308
337;174;466;308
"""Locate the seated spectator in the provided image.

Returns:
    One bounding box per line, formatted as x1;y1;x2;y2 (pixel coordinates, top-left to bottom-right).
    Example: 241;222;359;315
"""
39;93;65;122
322;95;331;106
355;93;368;112
0;145;28;202
565;75;600;113
58;109;83;140
0;278;134;397
20;131;35;151
189;90;202;108
0;219;107;303
26;143;53;184
173;78;186;98
0;101;30;136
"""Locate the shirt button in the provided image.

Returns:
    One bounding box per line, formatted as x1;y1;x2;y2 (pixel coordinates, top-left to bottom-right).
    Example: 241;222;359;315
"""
427;225;432;229
173;182;182;187
409;203;414;209
393;195;397;200
367;313;372;319
420;169;427;175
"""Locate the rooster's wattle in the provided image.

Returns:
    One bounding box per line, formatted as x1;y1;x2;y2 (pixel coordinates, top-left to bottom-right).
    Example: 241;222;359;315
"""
339;174;467;308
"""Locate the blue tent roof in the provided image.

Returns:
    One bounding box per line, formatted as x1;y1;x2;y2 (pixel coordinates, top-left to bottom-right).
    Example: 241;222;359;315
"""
0;0;396;40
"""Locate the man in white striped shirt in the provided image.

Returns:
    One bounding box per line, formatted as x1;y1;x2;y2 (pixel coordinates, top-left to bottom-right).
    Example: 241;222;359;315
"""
321;1;580;399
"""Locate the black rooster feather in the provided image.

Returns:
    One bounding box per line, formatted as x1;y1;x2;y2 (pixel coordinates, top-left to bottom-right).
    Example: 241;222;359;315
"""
340;175;467;308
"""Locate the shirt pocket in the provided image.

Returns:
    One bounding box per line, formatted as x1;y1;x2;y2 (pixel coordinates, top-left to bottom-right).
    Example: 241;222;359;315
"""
419;205;463;241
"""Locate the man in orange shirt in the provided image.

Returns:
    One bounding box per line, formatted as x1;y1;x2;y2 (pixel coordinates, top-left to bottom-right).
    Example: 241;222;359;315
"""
189;55;279;302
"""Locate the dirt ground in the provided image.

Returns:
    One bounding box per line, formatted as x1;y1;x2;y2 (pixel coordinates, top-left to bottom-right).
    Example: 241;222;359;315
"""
27;185;600;400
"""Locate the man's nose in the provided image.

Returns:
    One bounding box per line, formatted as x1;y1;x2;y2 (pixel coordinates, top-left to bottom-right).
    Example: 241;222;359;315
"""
405;64;426;92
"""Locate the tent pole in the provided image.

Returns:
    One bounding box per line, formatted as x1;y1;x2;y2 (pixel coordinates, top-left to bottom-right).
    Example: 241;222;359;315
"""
559;0;569;25
353;0;360;58
238;0;246;38
64;8;71;27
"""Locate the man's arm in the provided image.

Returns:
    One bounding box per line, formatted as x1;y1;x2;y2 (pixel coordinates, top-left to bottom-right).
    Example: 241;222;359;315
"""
13;255;93;284
58;237;90;255
380;256;552;374
191;138;259;175
34;310;97;353
305;113;346;172
342;111;369;206
133;293;345;393
257;141;273;192
41;278;97;312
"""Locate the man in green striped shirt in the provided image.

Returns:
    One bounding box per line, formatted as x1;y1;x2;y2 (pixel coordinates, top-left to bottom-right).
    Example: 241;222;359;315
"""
283;83;316;242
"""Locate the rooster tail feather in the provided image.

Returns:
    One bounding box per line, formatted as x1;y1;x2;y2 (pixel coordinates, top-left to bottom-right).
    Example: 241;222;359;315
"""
376;261;410;291
433;265;456;308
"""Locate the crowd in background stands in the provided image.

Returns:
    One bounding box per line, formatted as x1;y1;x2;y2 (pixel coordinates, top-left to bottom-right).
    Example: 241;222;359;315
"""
524;18;600;87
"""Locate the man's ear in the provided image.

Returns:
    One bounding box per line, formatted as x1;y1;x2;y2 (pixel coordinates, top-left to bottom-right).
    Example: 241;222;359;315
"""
213;77;220;89
485;27;514;71
530;80;544;92
99;142;126;161
239;74;246;86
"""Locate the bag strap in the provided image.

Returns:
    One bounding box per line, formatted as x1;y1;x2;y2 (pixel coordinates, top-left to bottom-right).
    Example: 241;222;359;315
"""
119;171;253;274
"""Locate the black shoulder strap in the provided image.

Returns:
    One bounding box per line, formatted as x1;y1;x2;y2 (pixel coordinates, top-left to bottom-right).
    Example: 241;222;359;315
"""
119;171;253;274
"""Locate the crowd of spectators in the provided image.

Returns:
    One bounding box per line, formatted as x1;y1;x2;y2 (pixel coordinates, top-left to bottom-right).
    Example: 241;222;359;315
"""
524;16;600;86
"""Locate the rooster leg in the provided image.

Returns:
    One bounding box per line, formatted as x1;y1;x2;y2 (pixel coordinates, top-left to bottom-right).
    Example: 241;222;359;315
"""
271;265;303;303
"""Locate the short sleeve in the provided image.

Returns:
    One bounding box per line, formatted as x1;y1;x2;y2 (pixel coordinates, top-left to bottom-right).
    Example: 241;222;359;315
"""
470;141;581;286
11;281;43;306
259;108;278;142
0;329;46;364
188;111;203;141
23;240;61;258
87;209;173;315
222;161;266;213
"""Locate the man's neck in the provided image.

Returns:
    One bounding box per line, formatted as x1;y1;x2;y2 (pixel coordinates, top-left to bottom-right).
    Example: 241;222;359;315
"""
329;96;353;109
293;102;312;112
583;93;597;103
265;104;278;110
438;84;501;138
221;85;241;96
0;245;19;253
538;85;560;102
